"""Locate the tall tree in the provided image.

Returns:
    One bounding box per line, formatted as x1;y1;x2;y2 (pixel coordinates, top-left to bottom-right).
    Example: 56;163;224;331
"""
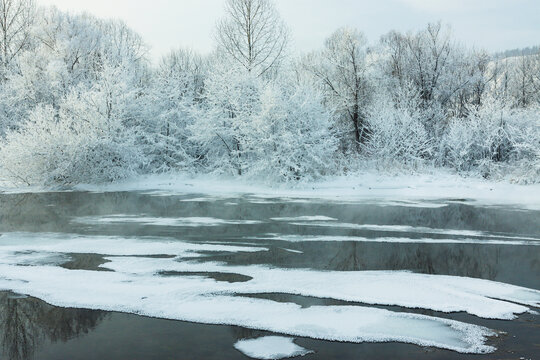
511;51;539;108
215;0;288;77
379;23;470;137
0;0;35;79
303;27;371;151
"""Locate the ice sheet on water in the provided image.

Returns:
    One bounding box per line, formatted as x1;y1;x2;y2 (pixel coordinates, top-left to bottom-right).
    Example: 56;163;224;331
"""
254;234;540;246
288;222;540;241
374;200;449;208
271;216;337;221
0;251;69;266
101;256;540;320
1;233;539;353
279;248;303;254
74;215;262;227
0;233;267;258
0;233;537;321
179;196;232;202
0;264;495;354
234;337;313;359
248;199;280;204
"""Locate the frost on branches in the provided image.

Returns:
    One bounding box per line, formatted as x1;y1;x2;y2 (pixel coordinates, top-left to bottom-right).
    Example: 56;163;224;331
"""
189;67;338;181
0;68;144;185
0;0;539;186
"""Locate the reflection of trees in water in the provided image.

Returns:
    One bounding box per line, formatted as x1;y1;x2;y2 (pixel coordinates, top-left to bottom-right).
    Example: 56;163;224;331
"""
0;292;106;360
1;294;40;360
328;242;363;271
209;238;525;286
337;203;540;237
230;326;269;342
0;192;136;233
326;241;501;280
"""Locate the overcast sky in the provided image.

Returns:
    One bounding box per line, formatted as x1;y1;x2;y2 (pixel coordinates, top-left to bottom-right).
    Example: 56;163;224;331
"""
36;0;540;62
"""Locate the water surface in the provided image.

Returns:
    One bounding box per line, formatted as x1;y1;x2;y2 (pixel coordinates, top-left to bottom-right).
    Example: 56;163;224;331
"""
0;191;538;359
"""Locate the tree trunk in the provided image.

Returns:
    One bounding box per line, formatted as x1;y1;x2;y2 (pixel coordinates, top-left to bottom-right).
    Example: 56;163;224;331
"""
352;105;361;152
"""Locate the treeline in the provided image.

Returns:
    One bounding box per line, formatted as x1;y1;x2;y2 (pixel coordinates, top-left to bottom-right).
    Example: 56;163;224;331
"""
0;0;539;186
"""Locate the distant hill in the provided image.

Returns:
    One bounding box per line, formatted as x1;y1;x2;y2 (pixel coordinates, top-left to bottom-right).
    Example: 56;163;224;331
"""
494;46;540;59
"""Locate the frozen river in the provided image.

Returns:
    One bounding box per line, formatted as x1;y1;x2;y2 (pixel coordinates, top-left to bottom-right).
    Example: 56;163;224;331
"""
0;190;538;359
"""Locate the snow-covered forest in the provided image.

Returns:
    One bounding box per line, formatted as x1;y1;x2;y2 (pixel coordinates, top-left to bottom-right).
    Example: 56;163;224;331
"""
0;0;539;186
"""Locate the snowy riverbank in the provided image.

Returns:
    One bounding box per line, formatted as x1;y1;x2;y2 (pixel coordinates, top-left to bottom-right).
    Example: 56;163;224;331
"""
2;171;540;210
78;171;540;210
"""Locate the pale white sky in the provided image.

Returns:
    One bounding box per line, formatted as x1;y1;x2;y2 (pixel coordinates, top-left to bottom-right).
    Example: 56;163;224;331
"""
36;0;540;61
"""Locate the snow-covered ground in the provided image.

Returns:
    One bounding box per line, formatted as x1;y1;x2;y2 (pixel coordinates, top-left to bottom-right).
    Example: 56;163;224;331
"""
68;172;540;210
2;171;539;210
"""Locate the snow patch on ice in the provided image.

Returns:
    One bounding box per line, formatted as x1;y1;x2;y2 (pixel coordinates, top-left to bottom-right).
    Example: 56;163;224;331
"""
0;264;496;354
234;337;313;359
0;233;267;258
279;248;303;254
179;196;231;202
255;234;540;246
1;232;538;353
287;223;540;241
101;257;540;320
0;251;70;266
73;215;262;227
374;200;449;208
271;216;337;221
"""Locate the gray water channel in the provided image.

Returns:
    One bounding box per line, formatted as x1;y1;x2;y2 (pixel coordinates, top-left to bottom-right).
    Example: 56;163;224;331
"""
0;190;538;359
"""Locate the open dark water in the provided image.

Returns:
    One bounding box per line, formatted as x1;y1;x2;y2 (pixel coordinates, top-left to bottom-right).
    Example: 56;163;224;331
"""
0;191;538;359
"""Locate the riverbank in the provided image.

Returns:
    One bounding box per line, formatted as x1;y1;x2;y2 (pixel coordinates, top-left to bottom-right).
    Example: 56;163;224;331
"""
2;170;539;210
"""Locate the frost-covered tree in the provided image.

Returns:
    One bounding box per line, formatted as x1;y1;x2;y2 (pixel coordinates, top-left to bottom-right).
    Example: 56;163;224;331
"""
380;23;453;106
0;9;149;136
215;0;288;76
445;50;492;118
248;81;338;180
444;99;540;182
0;4;538;186
189;64;338;180
302;27;372;151
0;94;143;186
145;48;207;171
366;85;433;166
510;51;540;108
100;19;148;66
0;10;150;185
0;0;35;134
379;23;468;137
0;0;35;79
189;66;261;175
